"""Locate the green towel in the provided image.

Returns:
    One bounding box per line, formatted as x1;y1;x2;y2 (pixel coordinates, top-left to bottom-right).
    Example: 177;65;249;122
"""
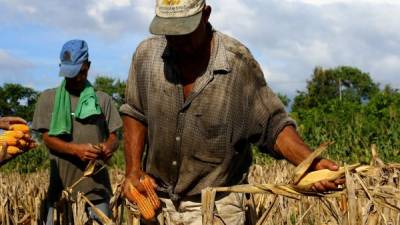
49;80;101;136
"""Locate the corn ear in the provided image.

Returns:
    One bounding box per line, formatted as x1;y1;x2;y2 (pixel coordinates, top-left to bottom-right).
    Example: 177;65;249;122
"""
125;182;155;220
9;124;30;133
293;142;330;184
296;164;360;189
141;176;161;209
2;131;25;139
0;136;18;146
7;146;22;155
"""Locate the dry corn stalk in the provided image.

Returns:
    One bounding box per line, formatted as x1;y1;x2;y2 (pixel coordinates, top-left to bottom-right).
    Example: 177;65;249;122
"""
80;194;115;225
201;187;216;225
296;164;360;190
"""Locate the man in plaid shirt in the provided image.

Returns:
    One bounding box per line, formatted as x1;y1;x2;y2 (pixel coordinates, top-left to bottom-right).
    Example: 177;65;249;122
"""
120;1;343;224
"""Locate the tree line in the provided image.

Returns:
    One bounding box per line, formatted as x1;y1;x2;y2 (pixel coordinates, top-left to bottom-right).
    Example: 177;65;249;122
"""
1;66;399;172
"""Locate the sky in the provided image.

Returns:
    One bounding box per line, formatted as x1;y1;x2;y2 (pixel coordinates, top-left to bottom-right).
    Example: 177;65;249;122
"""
0;0;399;98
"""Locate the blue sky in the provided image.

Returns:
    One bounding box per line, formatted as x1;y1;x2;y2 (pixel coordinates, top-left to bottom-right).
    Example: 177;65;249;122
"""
0;0;399;98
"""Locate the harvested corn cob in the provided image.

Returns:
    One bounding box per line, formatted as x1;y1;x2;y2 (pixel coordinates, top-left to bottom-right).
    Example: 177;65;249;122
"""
0;136;18;146
2;130;25;139
141;175;161;209
0;124;36;157
125;182;156;220
296;164;359;189
9;124;30;133
7;146;22;155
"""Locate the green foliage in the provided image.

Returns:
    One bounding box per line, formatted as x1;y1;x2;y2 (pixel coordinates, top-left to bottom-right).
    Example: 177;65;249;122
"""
0;83;38;121
108;145;125;169
0;145;49;173
252;145;275;165
292;66;379;112
291;67;400;163
277;93;290;107
93;76;126;107
0;144;126;173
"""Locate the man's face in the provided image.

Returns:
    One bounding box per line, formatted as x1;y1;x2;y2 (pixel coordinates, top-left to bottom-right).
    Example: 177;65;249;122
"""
166;26;204;57
66;62;90;93
165;6;211;58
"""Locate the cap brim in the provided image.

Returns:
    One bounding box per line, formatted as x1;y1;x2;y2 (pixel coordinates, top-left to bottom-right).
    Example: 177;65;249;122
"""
59;63;82;78
149;11;202;36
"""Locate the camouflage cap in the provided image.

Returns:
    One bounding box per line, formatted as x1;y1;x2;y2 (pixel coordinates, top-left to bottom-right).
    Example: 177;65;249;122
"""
149;0;205;35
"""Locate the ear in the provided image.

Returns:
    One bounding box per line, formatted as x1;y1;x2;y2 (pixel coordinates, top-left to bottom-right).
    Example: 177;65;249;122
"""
86;61;91;69
203;5;212;23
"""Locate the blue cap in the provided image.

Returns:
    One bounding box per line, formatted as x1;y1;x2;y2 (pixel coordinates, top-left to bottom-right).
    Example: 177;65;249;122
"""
59;40;89;78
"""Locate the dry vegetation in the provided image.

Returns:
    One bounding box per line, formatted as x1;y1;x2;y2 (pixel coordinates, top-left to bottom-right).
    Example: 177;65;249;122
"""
1;152;400;225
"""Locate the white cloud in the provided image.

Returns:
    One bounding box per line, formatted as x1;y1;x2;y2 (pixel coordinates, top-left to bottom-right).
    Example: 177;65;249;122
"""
291;0;400;5
88;0;132;20
0;0;153;39
208;0;400;96
0;49;33;73
0;0;399;96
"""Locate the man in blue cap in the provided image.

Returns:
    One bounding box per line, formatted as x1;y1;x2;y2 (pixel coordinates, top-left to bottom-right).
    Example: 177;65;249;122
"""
32;39;122;224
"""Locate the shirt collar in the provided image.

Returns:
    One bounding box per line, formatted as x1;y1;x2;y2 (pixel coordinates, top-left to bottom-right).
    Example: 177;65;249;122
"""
211;31;231;74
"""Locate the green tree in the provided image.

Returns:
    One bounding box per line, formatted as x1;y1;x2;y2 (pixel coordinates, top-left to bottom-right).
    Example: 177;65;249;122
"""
277;93;290;107
288;66;400;163
0;83;38;121
292;66;379;112
93;76;126;107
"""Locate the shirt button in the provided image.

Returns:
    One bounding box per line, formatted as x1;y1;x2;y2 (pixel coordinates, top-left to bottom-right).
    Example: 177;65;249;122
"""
176;136;181;142
172;161;177;166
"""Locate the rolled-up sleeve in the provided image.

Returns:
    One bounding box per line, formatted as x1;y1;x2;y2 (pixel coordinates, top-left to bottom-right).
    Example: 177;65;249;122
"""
247;62;296;158
119;52;147;125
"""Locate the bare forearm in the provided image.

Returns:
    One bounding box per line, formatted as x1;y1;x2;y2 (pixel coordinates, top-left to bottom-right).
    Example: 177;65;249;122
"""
274;126;313;166
274;126;342;192
43;132;78;156
105;132;119;151
123;116;147;177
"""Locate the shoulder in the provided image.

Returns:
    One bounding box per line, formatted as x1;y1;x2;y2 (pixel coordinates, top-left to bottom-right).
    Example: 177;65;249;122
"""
95;90;113;102
41;88;57;95
217;31;262;74
32;88;56;122
134;35;166;58
217;31;265;82
38;88;57;101
217;31;255;64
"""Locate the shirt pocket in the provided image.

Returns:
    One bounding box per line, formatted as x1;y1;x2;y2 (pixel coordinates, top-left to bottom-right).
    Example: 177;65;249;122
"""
192;115;228;164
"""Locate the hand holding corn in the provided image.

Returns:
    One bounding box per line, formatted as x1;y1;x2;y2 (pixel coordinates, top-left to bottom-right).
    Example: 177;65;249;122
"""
0;116;27;130
73;143;102;161
0;124;37;157
123;172;160;220
307;158;345;192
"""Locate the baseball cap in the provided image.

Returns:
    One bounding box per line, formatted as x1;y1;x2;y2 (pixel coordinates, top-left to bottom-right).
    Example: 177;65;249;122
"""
149;0;205;35
59;40;89;78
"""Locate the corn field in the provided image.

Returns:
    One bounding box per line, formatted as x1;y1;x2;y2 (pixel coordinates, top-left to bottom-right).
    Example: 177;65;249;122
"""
1;148;400;225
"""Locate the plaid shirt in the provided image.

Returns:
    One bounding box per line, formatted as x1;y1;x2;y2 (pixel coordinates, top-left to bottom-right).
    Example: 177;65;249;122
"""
120;28;295;199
